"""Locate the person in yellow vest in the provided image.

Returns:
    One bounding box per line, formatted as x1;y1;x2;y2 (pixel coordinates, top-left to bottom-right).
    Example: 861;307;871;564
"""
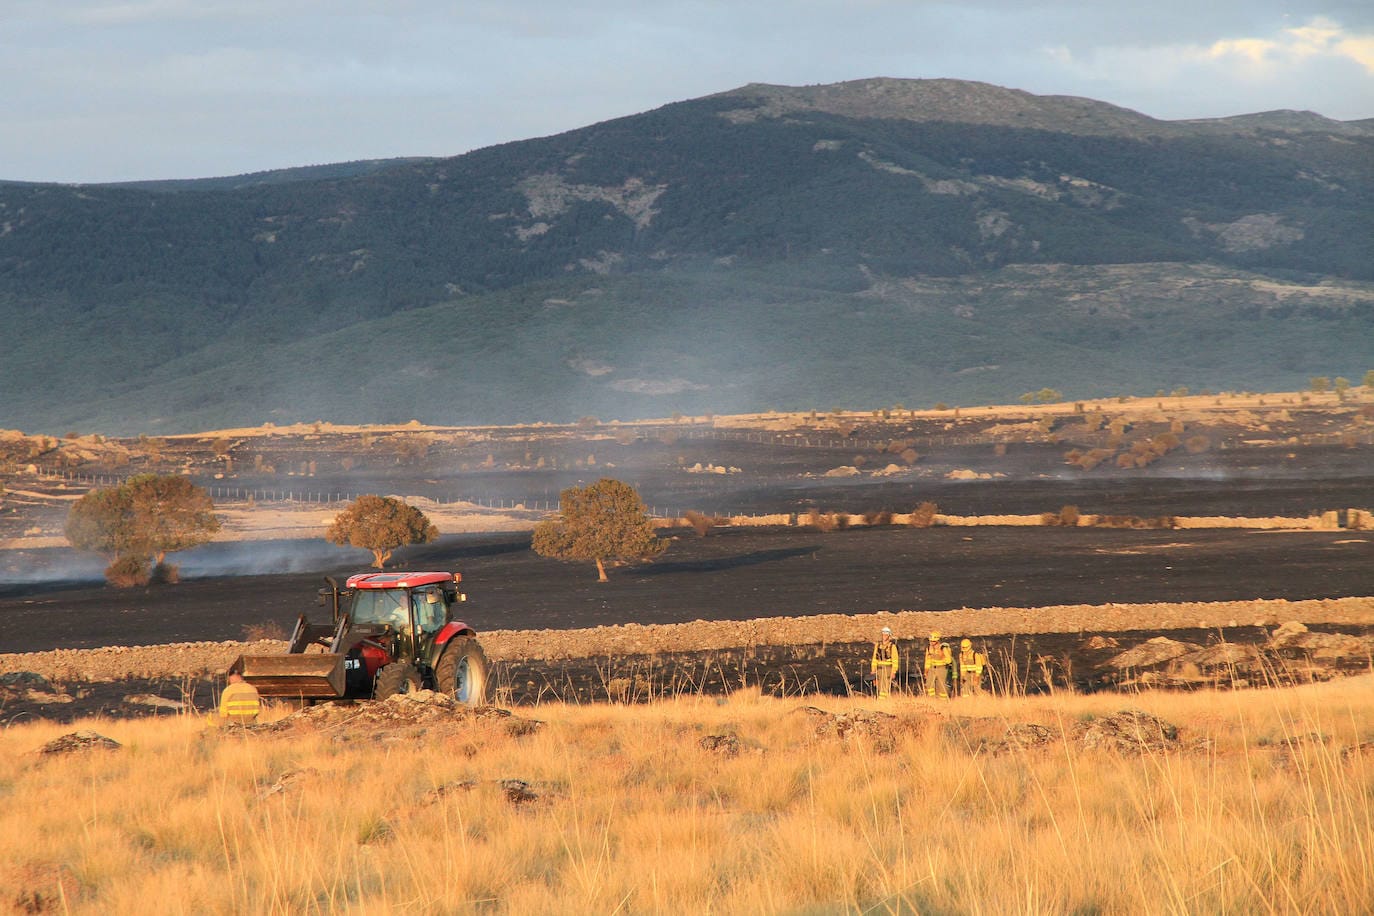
870;626;899;698
923;631;952;698
217;671;262;725
957;638;988;696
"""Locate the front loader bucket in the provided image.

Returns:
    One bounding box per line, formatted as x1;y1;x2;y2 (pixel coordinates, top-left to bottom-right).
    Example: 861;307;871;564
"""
235;654;347;699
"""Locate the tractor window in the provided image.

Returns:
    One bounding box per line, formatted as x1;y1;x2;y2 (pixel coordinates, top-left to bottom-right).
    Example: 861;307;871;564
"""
350;589;410;627
413;587;446;633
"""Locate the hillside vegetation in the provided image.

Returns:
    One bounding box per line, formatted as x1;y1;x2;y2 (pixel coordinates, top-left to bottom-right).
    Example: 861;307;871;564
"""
3;78;1372;433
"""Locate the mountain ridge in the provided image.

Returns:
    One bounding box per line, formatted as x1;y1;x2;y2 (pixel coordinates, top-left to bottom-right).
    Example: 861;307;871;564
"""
1;77;1370;435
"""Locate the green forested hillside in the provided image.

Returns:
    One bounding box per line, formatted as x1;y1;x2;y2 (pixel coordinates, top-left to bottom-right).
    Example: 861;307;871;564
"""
2;78;1371;433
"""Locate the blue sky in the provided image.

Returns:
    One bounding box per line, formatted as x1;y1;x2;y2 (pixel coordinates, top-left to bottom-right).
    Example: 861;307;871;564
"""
3;0;1372;183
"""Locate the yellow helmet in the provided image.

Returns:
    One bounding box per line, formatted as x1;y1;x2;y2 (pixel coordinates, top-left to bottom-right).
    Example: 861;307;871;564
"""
928;631;941;641
960;638;972;649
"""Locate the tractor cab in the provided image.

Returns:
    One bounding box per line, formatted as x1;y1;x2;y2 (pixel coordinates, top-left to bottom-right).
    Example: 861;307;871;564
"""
338;573;465;672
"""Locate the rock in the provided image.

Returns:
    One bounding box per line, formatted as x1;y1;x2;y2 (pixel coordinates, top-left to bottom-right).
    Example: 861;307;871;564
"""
1;671;52;691
798;706;903;752
1178;643;1261;670
1073;709;1179;754
501;779;540;805
24;690;74;704
124;694;186;710
1267;622;1366;657
38;730;121;755
1341;741;1374;762
258;768;317;799
699;734;741;757
1003;723;1058;750
385;689;455;708
1267;621;1309;647
1109;637;1198;669
1082;635;1119;650
424;780;478;801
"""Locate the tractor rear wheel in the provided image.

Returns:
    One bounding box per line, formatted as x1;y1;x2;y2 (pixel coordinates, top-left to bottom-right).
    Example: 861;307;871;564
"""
436;639;492;707
374;662;423;700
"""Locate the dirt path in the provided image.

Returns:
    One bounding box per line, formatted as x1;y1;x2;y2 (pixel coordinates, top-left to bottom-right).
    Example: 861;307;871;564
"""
3;595;1370;683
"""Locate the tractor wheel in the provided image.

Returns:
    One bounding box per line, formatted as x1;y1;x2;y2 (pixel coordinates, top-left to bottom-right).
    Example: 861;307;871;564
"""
436;639;492;707
374;662;423;700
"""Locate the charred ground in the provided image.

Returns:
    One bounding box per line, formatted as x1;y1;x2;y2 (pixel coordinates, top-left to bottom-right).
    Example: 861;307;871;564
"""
2;394;1372;723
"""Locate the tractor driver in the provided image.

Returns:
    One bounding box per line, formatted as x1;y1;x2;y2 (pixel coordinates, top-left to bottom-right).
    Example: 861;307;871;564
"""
385;591;410;630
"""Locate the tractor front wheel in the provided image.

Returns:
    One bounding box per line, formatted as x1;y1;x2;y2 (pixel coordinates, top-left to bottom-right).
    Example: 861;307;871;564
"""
374;662;423;700
436;639;492;707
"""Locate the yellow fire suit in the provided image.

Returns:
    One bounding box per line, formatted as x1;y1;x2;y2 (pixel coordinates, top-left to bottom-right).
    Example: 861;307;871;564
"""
958;647;987;696
871;638;899;698
924;642;952;697
218;681;262;724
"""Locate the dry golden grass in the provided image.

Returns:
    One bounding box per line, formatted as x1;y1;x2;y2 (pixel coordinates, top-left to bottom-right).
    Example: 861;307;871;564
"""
3;678;1373;914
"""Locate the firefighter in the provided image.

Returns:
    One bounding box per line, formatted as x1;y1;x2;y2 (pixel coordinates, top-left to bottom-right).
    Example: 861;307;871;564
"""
957;638;987;696
217;671;262;725
923;631;952;698
870;626;899;698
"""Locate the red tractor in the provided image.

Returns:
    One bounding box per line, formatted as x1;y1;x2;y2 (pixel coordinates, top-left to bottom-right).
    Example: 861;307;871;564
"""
234;571;491;705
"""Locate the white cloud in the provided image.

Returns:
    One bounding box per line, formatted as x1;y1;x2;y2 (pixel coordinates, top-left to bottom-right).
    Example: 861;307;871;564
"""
1041;16;1374;118
1203;16;1374;75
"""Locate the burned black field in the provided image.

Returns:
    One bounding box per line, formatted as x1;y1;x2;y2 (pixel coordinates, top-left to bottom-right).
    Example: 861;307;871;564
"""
2;400;1372;723
2;525;1372;654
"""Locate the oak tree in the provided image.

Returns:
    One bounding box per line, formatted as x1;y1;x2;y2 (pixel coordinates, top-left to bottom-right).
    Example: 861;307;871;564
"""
326;494;438;569
65;474;220;586
531;478;666;581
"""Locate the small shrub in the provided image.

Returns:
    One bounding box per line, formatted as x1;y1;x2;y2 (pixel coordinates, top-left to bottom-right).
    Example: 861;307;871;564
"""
1185;435;1210;454
908;502;939;528
1044;505;1080;526
683;510;722;537
800;510;849;531
149;562;180;585
243;620;289;642
105;555;151;588
1153;432;1181;453
863;509;894;526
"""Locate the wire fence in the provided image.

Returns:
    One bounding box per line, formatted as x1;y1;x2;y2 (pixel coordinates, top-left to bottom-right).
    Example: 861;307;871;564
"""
29;467;686;517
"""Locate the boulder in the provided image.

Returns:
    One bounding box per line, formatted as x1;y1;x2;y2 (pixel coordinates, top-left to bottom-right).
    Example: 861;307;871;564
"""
1;671;53;692
1108;637;1198;669
38;731;121;755
1267;622;1366;656
699;734;741;757
124;694;186;710
798;706;903;752
1073;709;1179;754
